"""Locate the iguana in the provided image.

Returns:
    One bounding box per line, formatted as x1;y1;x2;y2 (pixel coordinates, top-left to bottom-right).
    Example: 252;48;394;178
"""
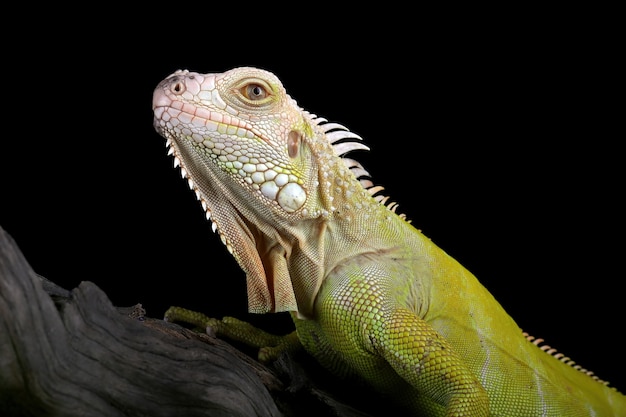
152;67;625;416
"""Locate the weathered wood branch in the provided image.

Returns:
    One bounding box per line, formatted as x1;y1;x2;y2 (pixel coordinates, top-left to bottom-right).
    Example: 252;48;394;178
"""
0;226;383;417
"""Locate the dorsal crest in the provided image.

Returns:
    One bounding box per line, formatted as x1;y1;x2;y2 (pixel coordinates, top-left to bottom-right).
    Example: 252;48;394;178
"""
523;331;620;392
306;112;411;222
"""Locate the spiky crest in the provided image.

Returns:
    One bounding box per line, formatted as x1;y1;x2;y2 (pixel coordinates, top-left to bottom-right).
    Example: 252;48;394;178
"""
522;331;620;392
306;112;411;223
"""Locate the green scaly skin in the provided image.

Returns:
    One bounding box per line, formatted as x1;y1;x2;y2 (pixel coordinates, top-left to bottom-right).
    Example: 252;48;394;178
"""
153;67;625;416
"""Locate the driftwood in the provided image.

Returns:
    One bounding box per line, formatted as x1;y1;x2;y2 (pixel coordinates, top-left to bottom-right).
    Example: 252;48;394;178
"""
0;225;392;417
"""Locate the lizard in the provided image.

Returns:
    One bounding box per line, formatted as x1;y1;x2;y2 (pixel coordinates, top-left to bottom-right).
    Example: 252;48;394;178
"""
152;67;626;416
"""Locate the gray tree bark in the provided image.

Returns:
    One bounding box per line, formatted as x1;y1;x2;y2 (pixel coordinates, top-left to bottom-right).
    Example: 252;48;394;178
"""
0;225;383;417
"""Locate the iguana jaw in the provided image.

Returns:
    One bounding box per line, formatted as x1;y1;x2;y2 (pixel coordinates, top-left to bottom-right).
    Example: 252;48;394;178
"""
154;121;304;314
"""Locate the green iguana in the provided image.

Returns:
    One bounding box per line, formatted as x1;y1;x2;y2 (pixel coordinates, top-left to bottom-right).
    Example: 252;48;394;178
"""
152;67;625;416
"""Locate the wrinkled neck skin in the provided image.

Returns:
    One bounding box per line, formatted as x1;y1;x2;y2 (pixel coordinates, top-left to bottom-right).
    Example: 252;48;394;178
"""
247;186;397;320
252;122;408;319
172;119;400;319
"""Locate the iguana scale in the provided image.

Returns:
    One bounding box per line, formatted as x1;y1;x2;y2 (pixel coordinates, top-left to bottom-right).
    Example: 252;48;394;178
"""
152;67;625;416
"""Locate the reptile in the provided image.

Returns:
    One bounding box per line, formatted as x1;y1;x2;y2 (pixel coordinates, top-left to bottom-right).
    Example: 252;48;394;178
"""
152;67;625;416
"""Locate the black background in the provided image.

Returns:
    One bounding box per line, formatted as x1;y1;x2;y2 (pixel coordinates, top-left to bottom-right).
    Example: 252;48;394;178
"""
2;7;623;395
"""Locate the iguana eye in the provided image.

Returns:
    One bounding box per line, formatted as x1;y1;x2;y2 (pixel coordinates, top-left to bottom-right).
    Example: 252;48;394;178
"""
243;83;269;100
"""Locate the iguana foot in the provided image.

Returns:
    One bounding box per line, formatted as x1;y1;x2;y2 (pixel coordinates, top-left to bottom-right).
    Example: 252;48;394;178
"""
164;306;302;363
164;306;218;329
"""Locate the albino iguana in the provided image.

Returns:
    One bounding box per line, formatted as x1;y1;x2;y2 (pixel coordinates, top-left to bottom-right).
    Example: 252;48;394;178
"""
152;67;625;416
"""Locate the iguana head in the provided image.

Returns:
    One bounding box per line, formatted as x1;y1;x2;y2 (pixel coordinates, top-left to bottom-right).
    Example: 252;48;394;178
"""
152;67;399;315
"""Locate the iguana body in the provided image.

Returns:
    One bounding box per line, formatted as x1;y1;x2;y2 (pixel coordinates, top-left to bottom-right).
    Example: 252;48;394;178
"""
152;67;625;416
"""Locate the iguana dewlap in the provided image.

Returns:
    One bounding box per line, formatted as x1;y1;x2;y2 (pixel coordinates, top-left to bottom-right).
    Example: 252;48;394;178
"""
152;67;625;416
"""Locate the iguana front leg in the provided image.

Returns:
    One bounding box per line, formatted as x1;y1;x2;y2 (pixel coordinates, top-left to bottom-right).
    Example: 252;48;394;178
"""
376;308;489;416
294;262;490;417
164;307;302;362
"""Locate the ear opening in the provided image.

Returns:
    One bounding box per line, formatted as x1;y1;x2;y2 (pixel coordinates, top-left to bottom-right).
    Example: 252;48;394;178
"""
288;130;302;159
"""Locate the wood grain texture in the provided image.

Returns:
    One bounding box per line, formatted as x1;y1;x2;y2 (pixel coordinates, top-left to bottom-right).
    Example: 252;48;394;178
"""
0;225;383;417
